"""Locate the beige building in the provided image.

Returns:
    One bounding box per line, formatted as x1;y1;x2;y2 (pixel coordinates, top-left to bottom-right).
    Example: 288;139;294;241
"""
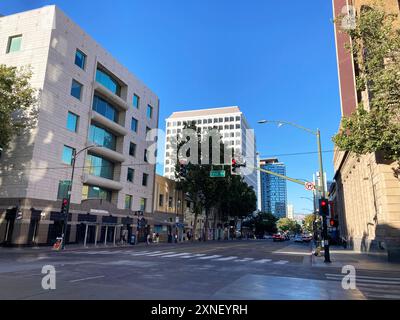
0;6;159;246
332;0;400;260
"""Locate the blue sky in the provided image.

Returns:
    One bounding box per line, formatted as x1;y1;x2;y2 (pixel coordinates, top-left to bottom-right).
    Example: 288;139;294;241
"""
0;0;341;215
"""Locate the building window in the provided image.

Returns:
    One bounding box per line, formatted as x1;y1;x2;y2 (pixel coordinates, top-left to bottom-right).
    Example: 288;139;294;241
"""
89;124;116;150
133;94;140;109
129;142;136;157
159;194;164;207
140;198;147;211
82;185;111;201
147;105;153;119
66;112;79;132
96;68;121;96
127;168;134;183
6;35;22;53
57;180;71;200
75;49;86;69
92;94;118;123
125;195;133;210
144;149;148;162
146;126;151;136
62;145;75;165
168;197;173;208
142;173;148;186
71;79;83;100
85;154;114;180
131;118;138;133
236;124;241;129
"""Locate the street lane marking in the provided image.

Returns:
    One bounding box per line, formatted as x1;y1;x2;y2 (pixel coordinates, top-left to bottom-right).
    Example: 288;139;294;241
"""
128;251;159;256
274;260;289;265
325;273;400;282
179;254;206;259
326;276;400;285
214;256;237;261
197;255;222;260
161;253;191;258
234;258;254;262
253;259;272;264
366;293;400;299
147;252;175;257
70;275;105;283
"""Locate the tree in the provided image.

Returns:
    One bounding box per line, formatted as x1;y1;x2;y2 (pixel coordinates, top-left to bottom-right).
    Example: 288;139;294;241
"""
302;214;316;234
333;4;400;174
0;65;38;151
277;217;300;233
243;212;277;236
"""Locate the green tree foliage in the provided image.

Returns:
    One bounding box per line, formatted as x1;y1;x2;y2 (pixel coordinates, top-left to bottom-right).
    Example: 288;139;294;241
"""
0;65;37;150
333;5;400;169
302;214;316;233
277;217;301;233
243;212;278;236
175;121;256;240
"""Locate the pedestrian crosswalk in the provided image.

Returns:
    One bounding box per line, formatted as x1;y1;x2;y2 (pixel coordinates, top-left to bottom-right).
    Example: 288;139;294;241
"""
71;249;290;265
325;273;400;300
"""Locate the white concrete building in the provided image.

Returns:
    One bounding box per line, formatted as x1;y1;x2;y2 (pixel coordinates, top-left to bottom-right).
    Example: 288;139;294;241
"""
287;204;294;220
0;6;159;246
163;106;258;191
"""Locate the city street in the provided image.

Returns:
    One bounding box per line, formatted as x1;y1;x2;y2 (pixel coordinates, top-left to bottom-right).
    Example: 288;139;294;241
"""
1;240;399;300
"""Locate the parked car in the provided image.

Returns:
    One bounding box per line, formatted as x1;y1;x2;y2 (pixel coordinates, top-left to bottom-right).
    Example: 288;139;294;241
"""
284;233;290;241
302;234;313;242
263;234;273;240
294;234;303;242
272;233;285;242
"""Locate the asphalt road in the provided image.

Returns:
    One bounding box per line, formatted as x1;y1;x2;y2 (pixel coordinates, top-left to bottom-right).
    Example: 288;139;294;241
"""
0;240;399;300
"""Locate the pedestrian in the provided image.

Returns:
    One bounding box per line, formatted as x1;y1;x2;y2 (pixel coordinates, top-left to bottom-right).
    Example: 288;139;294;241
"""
156;233;159;243
146;233;151;245
174;233;178;243
152;231;156;243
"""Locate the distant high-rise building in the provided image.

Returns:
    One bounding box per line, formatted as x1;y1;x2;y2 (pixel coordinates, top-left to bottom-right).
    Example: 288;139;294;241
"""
287;204;294;220
260;158;287;218
163;106;258;191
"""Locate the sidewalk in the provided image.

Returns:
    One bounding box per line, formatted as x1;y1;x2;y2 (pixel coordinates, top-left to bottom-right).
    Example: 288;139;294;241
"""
312;245;400;272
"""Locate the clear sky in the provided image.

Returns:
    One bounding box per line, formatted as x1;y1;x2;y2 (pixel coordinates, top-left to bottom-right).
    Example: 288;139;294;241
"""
0;0;341;215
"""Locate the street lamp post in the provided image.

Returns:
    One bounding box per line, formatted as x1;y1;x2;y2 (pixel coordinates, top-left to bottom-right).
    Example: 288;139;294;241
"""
61;144;96;250
258;120;330;262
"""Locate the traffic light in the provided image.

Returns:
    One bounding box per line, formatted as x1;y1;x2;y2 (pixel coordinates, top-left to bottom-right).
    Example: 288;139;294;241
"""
319;198;329;216
61;198;69;215
231;158;239;175
179;163;187;177
330;218;338;228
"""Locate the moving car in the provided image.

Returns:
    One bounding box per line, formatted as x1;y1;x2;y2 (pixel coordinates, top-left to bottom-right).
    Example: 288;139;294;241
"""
272;233;285;242
302;234;313;242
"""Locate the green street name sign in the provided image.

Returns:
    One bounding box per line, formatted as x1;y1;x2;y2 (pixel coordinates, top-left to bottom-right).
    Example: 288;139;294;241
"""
210;170;226;178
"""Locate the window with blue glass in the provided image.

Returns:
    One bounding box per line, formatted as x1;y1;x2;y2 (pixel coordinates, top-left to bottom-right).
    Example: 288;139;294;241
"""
92;95;118;123
57;180;71;200
127;168;134;183
133;94;140;109
75;49;86;69
71;79;83;100
6;35;22;53
82;185;112;201
147;105;153;119
85;154;114;180
66;112;79;132
95;68;121;96
62;145;75;165
131;117;138;133
89;124;116;150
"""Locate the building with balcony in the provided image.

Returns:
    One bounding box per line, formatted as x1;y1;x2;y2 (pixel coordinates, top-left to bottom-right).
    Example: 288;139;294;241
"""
0;6;159;246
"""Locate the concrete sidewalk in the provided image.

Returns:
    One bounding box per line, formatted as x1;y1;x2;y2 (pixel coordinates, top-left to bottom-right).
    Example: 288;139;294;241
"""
312;246;400;272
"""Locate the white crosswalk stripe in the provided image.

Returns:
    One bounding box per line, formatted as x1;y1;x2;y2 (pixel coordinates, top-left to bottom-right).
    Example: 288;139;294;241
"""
253;259;272;264
274;260;289;265
197;255;222;260
146;251;176;257
179;254;206;259
161;253;191;258
234;258;254;262
325;273;400;300
214;256;237;261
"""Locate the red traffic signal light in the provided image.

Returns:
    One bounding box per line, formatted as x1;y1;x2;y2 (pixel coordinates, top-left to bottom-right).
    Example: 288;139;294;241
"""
61;198;69;215
319;198;329;216
231;159;240;175
330;218;335;227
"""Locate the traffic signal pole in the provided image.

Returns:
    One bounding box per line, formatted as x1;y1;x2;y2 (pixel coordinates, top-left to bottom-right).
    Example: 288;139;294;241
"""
317;129;331;263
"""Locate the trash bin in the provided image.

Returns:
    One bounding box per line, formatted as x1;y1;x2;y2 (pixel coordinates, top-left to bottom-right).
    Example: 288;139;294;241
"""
130;235;136;245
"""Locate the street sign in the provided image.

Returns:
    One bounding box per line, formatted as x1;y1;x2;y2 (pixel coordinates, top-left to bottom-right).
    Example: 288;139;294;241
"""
305;182;315;191
210;170;226;178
